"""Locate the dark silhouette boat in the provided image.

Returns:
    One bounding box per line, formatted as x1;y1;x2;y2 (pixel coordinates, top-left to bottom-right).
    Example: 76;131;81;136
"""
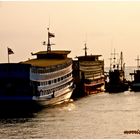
129;56;140;91
105;50;129;93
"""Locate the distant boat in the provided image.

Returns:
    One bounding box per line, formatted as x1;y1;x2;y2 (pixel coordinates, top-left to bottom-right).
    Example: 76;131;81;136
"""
129;56;140;91
105;50;129;93
0;28;74;106
72;43;105;98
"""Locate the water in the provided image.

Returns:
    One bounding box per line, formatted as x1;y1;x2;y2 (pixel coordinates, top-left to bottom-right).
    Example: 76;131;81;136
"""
0;92;140;139
1;67;140;139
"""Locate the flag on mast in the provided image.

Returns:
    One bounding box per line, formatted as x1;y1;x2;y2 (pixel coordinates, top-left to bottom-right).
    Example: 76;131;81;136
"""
8;47;14;55
48;32;55;38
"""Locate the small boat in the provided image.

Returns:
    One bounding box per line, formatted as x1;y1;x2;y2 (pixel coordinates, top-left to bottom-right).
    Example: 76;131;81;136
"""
72;43;105;98
105;50;129;93
129;56;140;91
0;28;74;106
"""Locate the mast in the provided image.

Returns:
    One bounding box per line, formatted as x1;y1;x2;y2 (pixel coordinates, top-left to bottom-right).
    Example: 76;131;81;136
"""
83;43;88;56
47;28;51;52
7;47;14;63
43;28;55;52
109;57;112;70
111;49;118;69
120;51;123;71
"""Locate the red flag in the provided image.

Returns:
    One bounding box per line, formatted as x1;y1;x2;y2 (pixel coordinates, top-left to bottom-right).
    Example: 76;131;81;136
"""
8;47;14;55
48;32;55;38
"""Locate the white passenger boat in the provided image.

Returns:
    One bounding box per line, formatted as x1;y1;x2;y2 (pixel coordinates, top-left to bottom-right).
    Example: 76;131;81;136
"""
24;28;74;105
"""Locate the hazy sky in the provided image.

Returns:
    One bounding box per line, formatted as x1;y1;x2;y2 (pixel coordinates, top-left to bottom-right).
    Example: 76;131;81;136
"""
1;1;140;66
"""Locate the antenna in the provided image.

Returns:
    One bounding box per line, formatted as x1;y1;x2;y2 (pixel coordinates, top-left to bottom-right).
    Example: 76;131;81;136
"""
48;16;50;29
136;55;140;70
111;49;116;64
85;32;87;44
83;33;88;56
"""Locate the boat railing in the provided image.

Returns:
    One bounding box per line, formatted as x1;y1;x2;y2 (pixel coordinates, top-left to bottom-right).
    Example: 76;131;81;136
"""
79;60;104;66
37;81;73;97
30;65;72;81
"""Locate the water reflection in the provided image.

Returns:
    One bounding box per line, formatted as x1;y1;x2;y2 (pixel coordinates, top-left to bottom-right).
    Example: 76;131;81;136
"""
0;101;43;119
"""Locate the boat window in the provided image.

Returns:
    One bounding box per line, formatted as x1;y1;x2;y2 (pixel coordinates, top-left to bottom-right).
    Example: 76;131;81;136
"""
48;80;51;85
54;79;57;83
58;78;60;82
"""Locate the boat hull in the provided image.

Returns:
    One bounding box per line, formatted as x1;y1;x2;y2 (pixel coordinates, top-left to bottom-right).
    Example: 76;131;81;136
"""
0;88;73;109
33;88;73;106
105;82;129;93
130;83;140;91
105;68;129;93
84;81;105;95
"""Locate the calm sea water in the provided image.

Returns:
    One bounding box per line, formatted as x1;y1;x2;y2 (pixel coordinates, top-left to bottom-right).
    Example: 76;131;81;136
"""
0;67;140;139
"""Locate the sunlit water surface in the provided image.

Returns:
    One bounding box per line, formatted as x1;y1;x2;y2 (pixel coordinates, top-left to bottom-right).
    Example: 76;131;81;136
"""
0;91;140;138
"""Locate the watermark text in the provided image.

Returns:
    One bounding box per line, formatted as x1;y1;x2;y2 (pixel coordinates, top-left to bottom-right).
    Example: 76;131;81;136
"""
124;130;140;135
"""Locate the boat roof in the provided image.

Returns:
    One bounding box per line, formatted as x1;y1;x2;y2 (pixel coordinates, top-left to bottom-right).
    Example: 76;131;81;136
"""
77;55;102;58
77;55;102;61
23;58;71;67
32;50;71;55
